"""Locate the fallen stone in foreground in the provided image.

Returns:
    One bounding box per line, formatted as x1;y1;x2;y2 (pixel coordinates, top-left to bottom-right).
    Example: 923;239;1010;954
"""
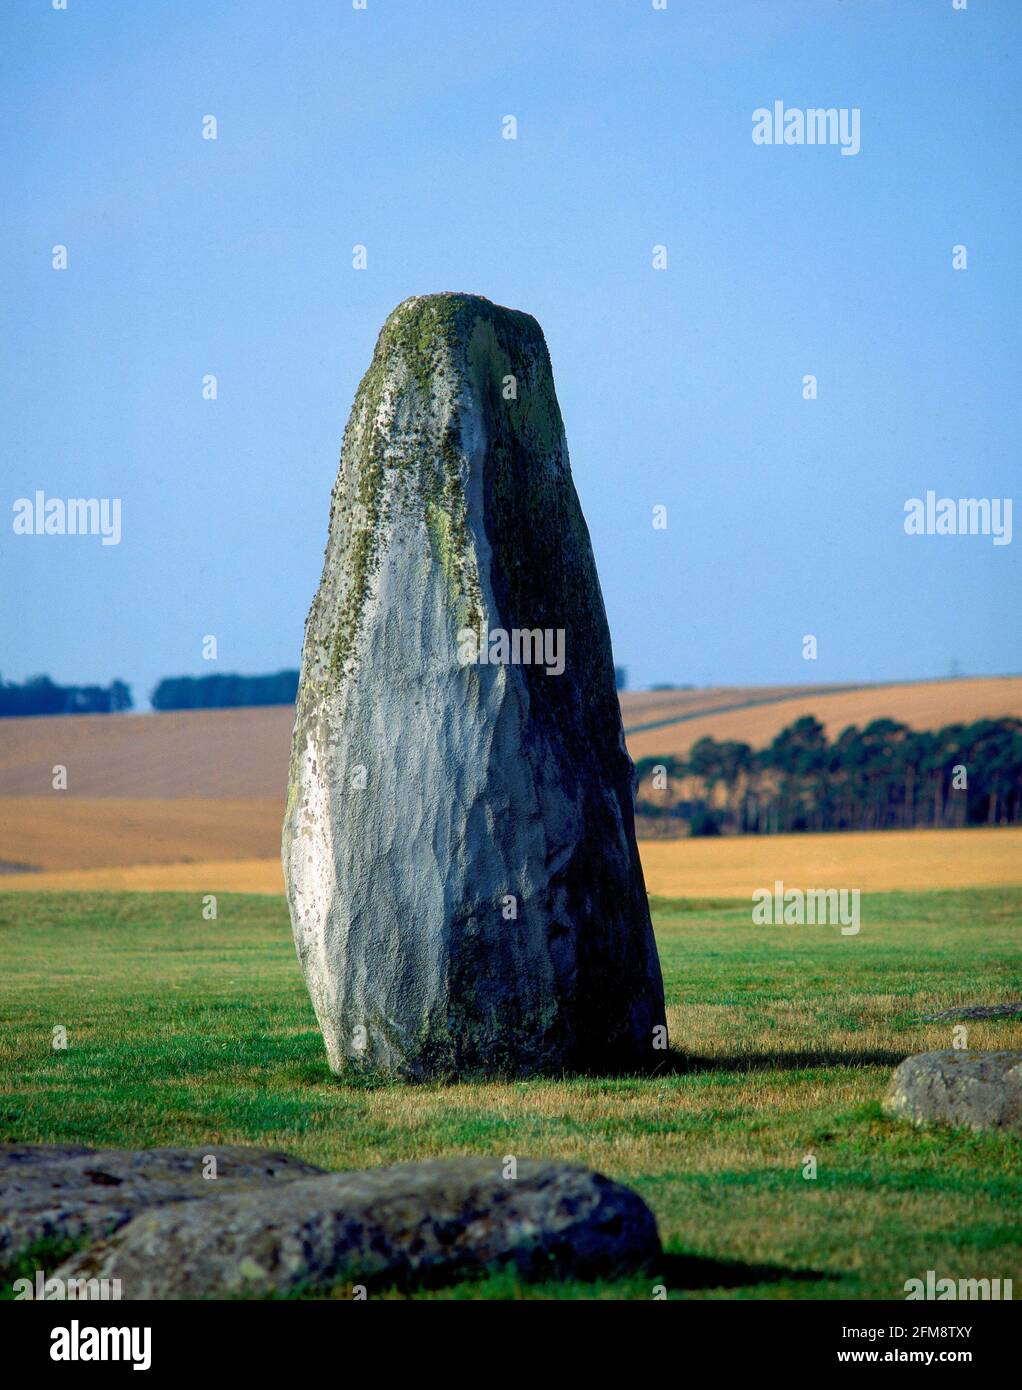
885;1051;1022;1134
0;1145;324;1262
54;1158;660;1298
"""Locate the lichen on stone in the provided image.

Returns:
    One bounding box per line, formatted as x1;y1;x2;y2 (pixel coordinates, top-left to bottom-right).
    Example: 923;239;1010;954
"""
283;293;666;1080
319;294;495;687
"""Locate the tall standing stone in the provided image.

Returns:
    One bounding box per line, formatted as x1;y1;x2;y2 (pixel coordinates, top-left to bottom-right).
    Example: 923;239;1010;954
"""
283;293;666;1078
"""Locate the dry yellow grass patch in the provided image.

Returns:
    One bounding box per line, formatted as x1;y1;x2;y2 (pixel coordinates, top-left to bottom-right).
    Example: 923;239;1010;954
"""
279;1069;886;1180
4;825;1018;896
639;825;1022;897
0;856;286;893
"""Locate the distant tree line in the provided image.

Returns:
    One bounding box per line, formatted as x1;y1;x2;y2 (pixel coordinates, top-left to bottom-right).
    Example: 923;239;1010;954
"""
151;670;299;710
635;715;1022;835
0;675;132;717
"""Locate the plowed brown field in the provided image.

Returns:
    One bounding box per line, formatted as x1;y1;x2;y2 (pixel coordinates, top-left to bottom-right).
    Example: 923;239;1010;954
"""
1;676;1018;883
627;676;1022;761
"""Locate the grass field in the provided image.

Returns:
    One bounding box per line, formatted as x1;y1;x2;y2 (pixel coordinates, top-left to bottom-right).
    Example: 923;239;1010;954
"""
2;887;1020;1300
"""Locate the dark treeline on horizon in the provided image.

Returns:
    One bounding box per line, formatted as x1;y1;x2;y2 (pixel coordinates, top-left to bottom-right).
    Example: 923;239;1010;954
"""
0;670;301;715
636;715;1022;836
151;670;299;711
0;674;132;717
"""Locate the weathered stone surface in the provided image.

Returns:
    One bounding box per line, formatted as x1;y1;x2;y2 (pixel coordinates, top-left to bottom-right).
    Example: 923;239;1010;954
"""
921;1002;1022;1022
885;1051;1022;1134
282;293;666;1078
0;1145;324;1261
54;1158;660;1298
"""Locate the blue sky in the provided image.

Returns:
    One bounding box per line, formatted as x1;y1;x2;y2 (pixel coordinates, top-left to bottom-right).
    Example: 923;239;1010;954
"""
2;0;1019;706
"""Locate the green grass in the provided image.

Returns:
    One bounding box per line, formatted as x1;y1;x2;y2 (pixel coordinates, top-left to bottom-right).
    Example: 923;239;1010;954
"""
1;888;1020;1300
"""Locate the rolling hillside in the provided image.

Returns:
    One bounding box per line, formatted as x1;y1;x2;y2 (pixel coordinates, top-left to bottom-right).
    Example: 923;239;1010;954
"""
1;676;1019;878
625;676;1022;761
0;797;282;872
3;677;1019;801
0;687;820;798
0;705;296;798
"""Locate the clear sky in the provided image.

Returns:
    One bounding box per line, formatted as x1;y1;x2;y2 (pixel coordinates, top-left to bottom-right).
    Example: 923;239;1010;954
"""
2;0;1019;706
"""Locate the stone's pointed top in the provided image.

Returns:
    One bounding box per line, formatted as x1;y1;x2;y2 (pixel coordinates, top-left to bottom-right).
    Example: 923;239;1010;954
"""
391;290;534;318
378;292;548;354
